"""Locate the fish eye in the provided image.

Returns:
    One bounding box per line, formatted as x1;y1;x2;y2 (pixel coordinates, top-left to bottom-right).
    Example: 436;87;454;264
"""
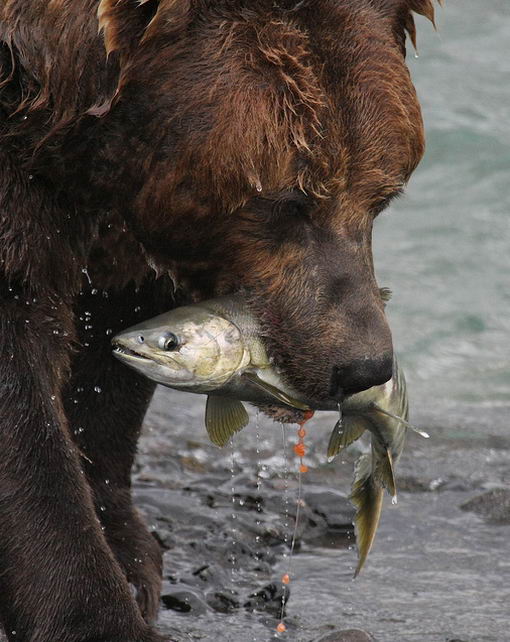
158;332;179;351
137;335;145;344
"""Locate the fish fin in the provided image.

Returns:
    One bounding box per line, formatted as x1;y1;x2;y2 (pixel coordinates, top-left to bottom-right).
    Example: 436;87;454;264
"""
241;371;310;411
350;454;384;578
327;416;368;459
379;448;397;500
371;402;430;439
205;396;249;447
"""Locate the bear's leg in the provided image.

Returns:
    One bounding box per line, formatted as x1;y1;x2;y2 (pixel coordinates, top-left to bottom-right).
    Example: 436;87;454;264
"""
63;276;173;624
0;159;164;641
0;286;164;642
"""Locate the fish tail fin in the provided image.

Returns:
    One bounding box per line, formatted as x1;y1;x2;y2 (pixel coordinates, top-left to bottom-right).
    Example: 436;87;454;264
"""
350;454;384;577
205;396;249;447
327;416;369;459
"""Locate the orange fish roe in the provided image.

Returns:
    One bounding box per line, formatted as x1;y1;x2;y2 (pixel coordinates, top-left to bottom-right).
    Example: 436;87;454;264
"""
293;442;306;457
276;622;287;633
302;409;315;423
297;427;306;439
282;573;290;584
299;464;309;474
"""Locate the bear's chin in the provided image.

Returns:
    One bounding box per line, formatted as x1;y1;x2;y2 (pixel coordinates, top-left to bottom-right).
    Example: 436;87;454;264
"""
257;405;308;424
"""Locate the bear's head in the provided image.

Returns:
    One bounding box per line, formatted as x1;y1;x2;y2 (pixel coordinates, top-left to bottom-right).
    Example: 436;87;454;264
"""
95;0;438;405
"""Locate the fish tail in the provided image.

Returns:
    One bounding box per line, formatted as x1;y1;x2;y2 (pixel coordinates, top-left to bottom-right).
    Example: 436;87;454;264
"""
350;454;384;577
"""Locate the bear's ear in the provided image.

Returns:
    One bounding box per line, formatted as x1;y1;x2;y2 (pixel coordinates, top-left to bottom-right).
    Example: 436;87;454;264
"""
98;0;161;56
376;0;442;51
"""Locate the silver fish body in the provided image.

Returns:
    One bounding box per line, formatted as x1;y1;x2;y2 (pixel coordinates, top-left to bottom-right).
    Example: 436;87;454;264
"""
112;296;318;446
112;295;314;405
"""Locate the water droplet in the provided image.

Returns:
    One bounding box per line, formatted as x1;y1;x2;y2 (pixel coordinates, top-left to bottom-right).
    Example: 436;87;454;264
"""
99;505;106;512
105;328;113;336
94;386;102;393
81;267;92;286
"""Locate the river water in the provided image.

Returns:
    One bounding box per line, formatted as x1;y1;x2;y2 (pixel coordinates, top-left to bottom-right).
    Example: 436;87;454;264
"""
139;3;510;642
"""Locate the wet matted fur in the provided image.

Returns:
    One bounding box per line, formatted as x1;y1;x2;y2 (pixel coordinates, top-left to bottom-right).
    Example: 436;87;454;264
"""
0;1;439;640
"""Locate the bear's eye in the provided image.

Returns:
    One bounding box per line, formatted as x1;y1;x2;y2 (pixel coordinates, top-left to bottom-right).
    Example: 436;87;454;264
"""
272;190;311;220
371;186;404;216
158;332;179;351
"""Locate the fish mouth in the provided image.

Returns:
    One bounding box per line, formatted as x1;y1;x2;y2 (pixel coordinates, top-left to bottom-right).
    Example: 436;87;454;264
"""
112;342;151;362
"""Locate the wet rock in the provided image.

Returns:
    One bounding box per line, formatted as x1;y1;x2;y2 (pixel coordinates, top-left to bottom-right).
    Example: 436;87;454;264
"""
304;488;355;530
243;582;290;616
160;584;209;615
151;527;176;550
314;629;376;642
206;589;240;613
460;488;510;524
397;475;434;493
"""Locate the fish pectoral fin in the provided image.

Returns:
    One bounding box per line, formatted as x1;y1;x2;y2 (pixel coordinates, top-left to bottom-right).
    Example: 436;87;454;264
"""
327;417;368;459
241;372;309;411
371;402;430;439
350;454;384;578
205;396;249;448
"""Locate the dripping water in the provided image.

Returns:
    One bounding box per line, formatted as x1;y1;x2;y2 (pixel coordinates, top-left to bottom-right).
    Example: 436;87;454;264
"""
254;410;263;575
229;436;238;594
278;422;290;633
81;266;92;286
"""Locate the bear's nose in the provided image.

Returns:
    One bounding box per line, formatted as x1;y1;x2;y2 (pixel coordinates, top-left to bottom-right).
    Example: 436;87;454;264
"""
331;353;394;397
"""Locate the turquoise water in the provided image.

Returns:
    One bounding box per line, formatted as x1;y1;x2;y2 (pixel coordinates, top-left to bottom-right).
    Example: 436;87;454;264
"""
374;0;510;408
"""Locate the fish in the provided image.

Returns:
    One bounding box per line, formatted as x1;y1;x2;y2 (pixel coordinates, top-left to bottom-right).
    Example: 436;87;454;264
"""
111;295;317;448
112;292;425;575
327;357;429;576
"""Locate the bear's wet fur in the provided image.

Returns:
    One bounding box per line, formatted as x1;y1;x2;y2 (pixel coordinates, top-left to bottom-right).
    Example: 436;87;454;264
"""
0;1;438;640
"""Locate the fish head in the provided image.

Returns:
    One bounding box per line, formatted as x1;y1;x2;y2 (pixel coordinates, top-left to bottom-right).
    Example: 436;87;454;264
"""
112;304;249;392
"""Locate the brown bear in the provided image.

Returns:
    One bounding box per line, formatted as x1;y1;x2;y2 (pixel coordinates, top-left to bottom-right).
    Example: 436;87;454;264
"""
0;1;438;640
